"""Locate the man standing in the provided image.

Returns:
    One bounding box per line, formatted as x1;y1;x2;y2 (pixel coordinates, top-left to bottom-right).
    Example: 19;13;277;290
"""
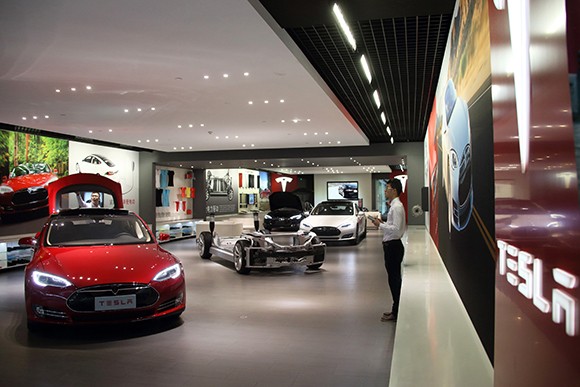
371;179;406;322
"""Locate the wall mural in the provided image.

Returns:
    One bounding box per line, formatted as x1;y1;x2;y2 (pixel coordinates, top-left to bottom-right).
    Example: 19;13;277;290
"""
424;0;496;360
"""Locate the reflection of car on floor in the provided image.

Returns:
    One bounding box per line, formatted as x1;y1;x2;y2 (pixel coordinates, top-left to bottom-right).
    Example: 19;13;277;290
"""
197;214;325;274
441;78;473;232
20;173;185;330
299;200;367;244
75;154;119;180
0;163;58;222
206;170;234;201
264;192;308;231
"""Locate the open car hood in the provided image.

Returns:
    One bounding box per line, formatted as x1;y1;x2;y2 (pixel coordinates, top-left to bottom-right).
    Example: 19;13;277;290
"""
48;173;123;214
268;191;303;211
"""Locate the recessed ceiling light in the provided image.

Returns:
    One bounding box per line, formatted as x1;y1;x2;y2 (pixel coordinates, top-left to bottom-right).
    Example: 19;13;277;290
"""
138;140;141;143
86;86;92;90
209;161;212;164
248;101;253;105
319;141;323;144
264;100;269;104
303;133;307;136
55;89;61;93
173;147;177;150
314;132;318;135
71;87;76;92
124;109;129;113
155;139;159;142
244;72;249;76
225;136;229;139
337;141;341;144
332;3;356;51
181;147;184;150
189;124;193;128
307;119;311;122
215;136;219;139
200;124;204;127
325;132;329;135
33;116;37;120
251;144;255;147
280;99;285;103
45;115;49;119
281;120;285;123
189;146;192;149
146;139;150;143
151;107;155;111
293;119;299;123
223;74;229;78
89;130;93;134
235;135;239;138
178;125;182;128
108;129;113;132
204;75;209;79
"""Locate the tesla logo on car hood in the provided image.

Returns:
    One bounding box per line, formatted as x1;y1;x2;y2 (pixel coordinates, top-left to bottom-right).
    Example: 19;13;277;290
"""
494;0;531;174
275;177;293;192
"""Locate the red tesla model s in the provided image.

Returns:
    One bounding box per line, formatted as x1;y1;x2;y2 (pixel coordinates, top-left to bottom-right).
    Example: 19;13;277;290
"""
21;173;185;329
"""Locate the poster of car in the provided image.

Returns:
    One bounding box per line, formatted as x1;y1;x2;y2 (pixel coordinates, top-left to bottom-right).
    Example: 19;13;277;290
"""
68;141;139;212
0;130;68;230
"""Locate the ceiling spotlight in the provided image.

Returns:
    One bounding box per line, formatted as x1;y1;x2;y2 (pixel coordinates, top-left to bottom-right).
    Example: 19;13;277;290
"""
151;107;156;111
200;124;204;127
223;74;229;78
281;120;285;123
280;99;285;103
251;144;255;147
178;125;182;128
108;129;113;132
124;109;129;113
89;130;93;134
155;139;159;142
303;132;307;136
293;119;299;123
55;89;61;93
138;140;141;143
137;108;142;112
325;132;329;135
248;101;253;105
33;116;37;119
45;115;49;118
235;135;239;138
203;75;209;79
86;86;92;90
146;139;150;143
71;87;76;91
244;72;249;76
189;124;193;128
264;100;269;104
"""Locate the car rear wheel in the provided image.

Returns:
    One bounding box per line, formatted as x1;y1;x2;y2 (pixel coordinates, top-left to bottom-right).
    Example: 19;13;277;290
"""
198;231;212;259
233;240;251;275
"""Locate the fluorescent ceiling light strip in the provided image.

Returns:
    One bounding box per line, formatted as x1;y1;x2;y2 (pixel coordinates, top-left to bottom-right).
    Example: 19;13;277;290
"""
373;90;380;108
386;126;391;136
380;112;386;125
360;55;372;83
332;4;356;51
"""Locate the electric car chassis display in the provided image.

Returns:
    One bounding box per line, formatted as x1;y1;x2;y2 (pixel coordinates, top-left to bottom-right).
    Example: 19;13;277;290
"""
197;217;325;275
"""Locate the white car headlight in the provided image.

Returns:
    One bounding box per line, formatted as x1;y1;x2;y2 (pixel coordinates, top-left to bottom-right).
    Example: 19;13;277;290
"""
0;185;14;194
264;214;272;219
153;263;181;282
32;271;73;288
290;214;302;220
340;223;353;228
301;222;311;229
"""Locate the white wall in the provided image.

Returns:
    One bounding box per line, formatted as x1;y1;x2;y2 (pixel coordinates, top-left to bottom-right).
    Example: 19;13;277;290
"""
313;174;372;207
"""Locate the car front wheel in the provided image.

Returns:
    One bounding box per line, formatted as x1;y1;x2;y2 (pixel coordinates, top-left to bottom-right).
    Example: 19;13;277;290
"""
198;231;212;259
233;240;251;275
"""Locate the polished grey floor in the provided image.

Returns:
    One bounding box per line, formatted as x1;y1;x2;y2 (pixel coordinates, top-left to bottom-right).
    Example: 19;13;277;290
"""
0;230;396;387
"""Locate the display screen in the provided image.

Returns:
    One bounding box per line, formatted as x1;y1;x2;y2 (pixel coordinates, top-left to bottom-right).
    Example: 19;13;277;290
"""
327;181;358;200
248;193;255;205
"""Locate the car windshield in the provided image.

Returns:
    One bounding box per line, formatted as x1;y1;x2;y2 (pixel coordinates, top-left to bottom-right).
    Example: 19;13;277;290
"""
46;213;153;246
311;202;353;216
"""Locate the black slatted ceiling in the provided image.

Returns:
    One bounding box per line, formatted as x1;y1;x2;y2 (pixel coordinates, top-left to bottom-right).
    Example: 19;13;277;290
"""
286;13;451;143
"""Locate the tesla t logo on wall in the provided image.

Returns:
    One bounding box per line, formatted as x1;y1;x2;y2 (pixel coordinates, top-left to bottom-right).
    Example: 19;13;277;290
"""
494;0;531;174
275;176;293;192
498;240;579;336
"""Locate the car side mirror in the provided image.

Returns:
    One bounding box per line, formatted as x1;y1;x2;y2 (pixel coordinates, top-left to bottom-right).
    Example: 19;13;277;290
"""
18;236;37;247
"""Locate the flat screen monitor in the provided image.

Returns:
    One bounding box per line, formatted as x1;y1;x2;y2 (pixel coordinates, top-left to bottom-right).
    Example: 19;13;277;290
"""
327;181;359;200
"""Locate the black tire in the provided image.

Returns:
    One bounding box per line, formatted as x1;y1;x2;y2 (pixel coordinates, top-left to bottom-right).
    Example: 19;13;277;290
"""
351;225;360;245
233;240;251;275
198;231;212;259
361;222;367;240
27;320;44;333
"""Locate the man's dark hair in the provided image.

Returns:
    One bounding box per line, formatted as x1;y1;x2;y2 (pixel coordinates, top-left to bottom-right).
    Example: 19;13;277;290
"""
388;178;403;196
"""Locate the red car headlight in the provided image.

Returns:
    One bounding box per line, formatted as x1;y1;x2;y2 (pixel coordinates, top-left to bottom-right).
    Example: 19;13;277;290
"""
153;263;182;282
31;270;73;288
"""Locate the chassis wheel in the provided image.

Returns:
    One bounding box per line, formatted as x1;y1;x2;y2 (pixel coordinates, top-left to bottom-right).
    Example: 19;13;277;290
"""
198;231;212;259
351;225;360;245
233;240;251;275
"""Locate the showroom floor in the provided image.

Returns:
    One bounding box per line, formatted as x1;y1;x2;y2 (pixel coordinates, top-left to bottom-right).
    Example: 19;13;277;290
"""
0;229;398;387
